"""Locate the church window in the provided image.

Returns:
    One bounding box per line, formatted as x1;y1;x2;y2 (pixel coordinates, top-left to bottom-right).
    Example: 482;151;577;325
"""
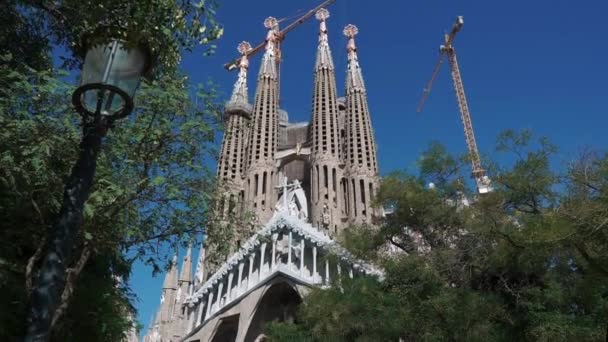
343;179;349;214
332;168;337;192
360;179;366;204
352;179;357;216
316;165;320;201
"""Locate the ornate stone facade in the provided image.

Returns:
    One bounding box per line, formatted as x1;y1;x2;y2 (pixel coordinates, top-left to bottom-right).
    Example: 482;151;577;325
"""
144;9;381;342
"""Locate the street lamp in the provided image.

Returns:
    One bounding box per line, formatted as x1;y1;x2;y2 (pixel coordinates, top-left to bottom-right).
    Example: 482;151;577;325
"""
73;40;151;121
25;39;151;342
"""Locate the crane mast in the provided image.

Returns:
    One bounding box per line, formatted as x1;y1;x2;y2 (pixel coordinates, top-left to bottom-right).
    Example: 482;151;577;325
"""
418;16;493;194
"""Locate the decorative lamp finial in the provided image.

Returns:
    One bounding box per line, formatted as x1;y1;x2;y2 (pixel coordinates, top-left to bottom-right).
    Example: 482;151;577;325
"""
316;8;330;44
237;41;251;70
227;41;251;113
263;17;279;54
264;16;278;30
343;24;359;38
237;41;252;55
344;24;359;60
315;8;330;22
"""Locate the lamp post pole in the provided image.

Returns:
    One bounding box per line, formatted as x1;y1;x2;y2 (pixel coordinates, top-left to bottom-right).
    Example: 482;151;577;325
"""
25;104;106;342
24;40;150;342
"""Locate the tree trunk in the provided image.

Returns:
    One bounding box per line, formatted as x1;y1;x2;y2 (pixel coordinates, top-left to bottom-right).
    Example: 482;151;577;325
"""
24;123;102;342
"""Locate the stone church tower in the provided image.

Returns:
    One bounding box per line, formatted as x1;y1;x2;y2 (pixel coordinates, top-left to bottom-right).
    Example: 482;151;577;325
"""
343;24;379;225
144;9;381;342
243;16;281;225
309;9;345;234
217;40;252;211
145;247;194;342
214;9;379;239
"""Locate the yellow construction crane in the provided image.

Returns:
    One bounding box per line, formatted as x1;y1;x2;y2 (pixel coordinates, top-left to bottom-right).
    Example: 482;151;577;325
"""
417;16;493;194
223;0;336;71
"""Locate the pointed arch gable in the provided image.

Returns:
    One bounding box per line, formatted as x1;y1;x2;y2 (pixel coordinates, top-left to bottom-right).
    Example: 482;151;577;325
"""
242;280;302;342
209;314;240;342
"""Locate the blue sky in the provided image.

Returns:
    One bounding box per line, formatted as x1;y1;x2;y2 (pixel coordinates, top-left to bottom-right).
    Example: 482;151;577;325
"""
131;0;608;336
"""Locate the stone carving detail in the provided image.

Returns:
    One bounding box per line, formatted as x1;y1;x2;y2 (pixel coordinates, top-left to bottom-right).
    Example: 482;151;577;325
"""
321;204;331;230
275;175;308;221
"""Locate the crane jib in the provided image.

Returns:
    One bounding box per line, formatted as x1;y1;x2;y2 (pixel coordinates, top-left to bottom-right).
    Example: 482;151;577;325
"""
223;0;336;71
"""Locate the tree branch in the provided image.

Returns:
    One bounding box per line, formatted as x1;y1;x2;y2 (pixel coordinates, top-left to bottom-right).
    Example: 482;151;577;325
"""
575;242;608;278
26;237;47;295
387;234;413;254
25;0;68;23
50;243;91;330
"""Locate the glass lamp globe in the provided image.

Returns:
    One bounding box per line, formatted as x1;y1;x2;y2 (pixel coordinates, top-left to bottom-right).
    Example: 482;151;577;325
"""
73;40;151;120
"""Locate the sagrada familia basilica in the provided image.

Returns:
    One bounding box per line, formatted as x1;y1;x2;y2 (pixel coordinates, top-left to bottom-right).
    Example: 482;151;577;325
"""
144;8;382;342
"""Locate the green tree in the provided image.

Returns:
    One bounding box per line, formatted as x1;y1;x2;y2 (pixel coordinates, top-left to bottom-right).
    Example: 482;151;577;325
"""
0;55;226;341
266;131;608;341
0;0;226;340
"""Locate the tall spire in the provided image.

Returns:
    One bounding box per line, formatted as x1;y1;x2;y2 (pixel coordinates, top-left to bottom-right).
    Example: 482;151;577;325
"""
217;42;253;237
244;17;281;224
258;17;279;78
225;41;252;114
310;8;344;235
315;8;334;70
179;243;193;282
162;254;179;290
218;42;252;183
159;253;179;324
343;24;379;224
344;24;366;92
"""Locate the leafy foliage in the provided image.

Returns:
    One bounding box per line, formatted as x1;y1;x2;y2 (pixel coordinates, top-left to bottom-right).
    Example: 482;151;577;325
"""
0;0;226;339
8;0;223;71
0;49;226;339
266;131;608;341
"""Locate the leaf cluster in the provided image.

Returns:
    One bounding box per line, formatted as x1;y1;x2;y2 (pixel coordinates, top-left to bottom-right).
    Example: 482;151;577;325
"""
11;0;223;72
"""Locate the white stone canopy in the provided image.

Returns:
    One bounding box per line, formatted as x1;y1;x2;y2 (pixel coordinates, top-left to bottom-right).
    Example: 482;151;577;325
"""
182;212;383;334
